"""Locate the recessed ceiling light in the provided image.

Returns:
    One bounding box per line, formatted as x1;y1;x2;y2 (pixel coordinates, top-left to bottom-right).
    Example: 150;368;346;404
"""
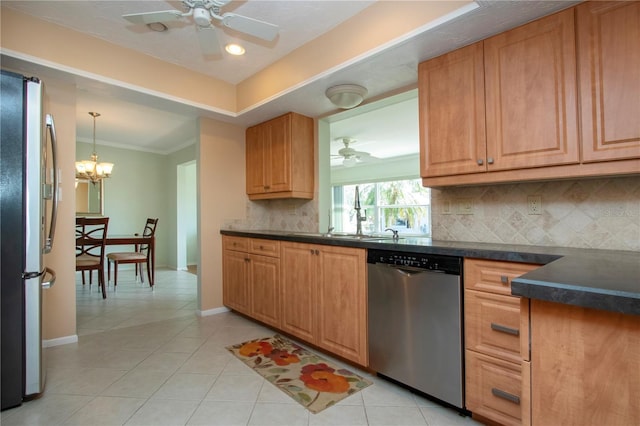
146;22;168;32
225;43;245;56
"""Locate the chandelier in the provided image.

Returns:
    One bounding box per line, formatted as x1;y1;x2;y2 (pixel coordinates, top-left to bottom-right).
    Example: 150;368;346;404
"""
75;112;114;184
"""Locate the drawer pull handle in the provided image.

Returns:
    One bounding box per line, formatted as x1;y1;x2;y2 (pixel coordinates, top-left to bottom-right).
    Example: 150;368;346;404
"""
492;388;520;405
491;323;519;336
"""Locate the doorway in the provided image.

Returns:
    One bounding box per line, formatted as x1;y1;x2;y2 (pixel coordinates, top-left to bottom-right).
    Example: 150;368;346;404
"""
177;161;197;272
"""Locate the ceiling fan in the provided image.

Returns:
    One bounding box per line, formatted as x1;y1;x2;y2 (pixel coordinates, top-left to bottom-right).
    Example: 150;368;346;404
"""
122;0;279;55
332;137;380;167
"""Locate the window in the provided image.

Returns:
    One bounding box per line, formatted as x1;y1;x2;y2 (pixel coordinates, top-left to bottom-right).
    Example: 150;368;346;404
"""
332;178;430;236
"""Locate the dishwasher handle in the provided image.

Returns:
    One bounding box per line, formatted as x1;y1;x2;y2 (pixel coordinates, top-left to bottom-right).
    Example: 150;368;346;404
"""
373;263;444;277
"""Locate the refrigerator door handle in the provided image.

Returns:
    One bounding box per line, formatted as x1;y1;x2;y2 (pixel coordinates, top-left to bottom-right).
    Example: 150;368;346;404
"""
41;267;56;289
44;114;58;254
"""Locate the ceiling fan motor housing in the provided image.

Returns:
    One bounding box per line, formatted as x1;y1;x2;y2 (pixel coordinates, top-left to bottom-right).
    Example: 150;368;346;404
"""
193;7;211;26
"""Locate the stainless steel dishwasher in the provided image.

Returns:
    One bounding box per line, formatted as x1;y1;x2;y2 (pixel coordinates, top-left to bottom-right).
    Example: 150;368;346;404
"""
368;248;464;409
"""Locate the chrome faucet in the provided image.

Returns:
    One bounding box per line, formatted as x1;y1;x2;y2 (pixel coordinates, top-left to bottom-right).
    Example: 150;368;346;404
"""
385;228;399;240
354;186;366;235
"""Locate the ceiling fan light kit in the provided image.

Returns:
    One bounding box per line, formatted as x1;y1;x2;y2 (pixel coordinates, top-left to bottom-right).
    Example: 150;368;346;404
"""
326;84;368;109
225;43;245;55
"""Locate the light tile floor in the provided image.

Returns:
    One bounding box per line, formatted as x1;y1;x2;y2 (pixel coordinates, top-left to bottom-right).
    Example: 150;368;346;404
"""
1;268;481;426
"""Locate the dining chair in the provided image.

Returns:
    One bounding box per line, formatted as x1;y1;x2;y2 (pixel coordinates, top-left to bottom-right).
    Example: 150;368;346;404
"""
75;217;109;299
107;218;158;289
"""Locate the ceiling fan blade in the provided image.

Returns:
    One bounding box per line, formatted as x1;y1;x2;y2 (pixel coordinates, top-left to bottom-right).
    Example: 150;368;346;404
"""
196;26;221;55
221;13;279;41
123;10;183;25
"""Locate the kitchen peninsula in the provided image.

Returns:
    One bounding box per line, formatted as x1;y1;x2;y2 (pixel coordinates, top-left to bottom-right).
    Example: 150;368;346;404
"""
221;229;640;425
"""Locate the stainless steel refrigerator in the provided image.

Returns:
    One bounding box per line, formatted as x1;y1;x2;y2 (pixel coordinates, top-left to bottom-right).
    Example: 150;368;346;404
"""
1;70;59;411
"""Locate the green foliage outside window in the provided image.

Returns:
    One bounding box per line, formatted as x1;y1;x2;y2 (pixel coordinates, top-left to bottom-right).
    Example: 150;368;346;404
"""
332;179;430;236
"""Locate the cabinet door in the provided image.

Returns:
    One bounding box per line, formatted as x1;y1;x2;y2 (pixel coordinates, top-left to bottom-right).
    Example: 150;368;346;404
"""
249;254;280;329
265;114;292;193
246;125;266;195
222;249;250;315
419;42;486;177
484;9;579;171
316;246;367;365
280;243;316;343
577;2;640;162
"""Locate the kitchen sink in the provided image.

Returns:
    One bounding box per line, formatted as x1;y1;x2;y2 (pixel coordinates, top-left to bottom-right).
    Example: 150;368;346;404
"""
287;232;401;241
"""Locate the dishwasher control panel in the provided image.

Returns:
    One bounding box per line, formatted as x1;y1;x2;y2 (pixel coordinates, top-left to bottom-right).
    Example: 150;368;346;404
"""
367;249;461;275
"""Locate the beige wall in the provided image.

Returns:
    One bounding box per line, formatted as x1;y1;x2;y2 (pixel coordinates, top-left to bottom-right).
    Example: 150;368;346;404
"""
1;8;236;114
197;117;246;312
42;80;77;341
236;1;472;110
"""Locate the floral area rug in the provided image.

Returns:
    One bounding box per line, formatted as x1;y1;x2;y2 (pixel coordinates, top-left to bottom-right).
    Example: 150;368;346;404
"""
226;334;372;414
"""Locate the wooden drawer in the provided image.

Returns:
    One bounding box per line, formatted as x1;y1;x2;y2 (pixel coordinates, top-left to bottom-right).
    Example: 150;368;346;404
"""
466;350;527;426
223;236;249;252
465;290;524;364
250;238;280;257
464;258;538;296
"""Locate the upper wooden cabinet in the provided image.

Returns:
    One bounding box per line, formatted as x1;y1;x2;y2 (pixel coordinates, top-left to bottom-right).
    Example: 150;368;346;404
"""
484;9;579;171
420;9;578;179
576;1;640;162
246;112;314;200
419;42;486;177
420;3;640;187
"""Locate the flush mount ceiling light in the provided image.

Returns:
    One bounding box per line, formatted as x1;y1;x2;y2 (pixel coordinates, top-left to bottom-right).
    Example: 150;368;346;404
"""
325;84;368;109
225;43;245;55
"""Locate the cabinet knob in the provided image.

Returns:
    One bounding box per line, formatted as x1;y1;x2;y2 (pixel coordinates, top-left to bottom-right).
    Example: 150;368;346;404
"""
310;249;314;254
477;159;484;166
315;249;320;255
244;258;250;262
487;157;494;165
501;275;509;284
264;185;270;190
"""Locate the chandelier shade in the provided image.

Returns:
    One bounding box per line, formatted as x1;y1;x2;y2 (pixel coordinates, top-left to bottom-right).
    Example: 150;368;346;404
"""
75;112;113;184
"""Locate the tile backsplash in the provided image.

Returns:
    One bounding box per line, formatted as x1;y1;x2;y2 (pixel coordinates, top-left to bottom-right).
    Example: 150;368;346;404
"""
430;176;640;251
223;197;319;233
225;176;639;252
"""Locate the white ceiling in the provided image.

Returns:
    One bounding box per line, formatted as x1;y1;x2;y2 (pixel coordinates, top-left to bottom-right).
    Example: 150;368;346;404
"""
2;0;579;157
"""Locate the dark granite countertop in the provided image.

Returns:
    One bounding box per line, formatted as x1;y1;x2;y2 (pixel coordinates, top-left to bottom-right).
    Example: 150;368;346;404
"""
220;229;640;316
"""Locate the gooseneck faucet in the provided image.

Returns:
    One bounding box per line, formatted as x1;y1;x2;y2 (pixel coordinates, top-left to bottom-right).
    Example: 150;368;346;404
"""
354;186;366;235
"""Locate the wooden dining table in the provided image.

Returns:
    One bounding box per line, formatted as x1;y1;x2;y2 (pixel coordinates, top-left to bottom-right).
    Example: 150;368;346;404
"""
105;235;156;288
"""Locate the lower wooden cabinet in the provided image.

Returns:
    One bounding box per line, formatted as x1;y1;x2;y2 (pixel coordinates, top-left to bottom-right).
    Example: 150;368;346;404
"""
280;242;316;343
464;258;538;426
466;350;528;426
249;254;280;328
222;236;280;328
530;300;640;425
281;242;367;366
222;249;251;315
223;237;367;366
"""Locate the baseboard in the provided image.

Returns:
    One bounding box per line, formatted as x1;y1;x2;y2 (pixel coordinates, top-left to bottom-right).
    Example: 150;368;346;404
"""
43;334;78;348
197;306;230;317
